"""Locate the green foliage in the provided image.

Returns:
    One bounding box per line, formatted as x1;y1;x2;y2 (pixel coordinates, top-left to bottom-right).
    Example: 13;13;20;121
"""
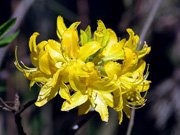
0;18;16;38
0;31;19;47
0;18;19;47
80;26;92;46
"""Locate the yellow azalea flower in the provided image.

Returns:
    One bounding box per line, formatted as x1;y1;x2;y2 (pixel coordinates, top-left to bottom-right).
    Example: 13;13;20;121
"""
15;15;151;124
125;28;151;58
104;60;150;124
61;61;115;122
57;16;101;61
62;90;113;122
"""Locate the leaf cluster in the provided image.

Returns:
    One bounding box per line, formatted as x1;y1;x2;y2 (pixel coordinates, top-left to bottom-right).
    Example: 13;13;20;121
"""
0;18;19;47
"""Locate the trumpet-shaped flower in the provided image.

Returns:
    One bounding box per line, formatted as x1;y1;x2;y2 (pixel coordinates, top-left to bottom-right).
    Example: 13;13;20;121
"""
15;16;151;124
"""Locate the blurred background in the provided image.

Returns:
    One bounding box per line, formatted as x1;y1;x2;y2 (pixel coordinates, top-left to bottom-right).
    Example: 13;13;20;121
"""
0;0;180;135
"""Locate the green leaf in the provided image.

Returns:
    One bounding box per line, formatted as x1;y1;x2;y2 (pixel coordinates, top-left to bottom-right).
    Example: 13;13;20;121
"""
0;31;19;47
80;26;92;46
80;29;87;45
0;18;16;39
85;25;91;40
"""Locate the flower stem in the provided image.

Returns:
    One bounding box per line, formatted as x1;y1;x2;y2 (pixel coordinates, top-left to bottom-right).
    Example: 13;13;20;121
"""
126;108;135;135
137;0;163;50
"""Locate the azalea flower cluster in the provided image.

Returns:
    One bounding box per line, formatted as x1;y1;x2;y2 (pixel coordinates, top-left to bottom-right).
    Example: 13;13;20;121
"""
15;16;151;124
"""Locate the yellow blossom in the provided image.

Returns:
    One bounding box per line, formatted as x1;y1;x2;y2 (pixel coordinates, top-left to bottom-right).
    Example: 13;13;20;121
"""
61;61;115;122
15;16;151;124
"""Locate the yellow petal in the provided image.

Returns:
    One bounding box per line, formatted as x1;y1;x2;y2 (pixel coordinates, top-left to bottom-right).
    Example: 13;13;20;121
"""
101;92;114;107
121;47;138;73
62;28;80;59
119;75;134;90
68;62;88;92
59;82;71;102
27;70;48;82
30;80;35;88
102;41;125;62
37;41;47;51
45;39;65;62
113;89;123;111
38;51;52;75
78;41;101;61
94;20;106;40
104;61;122;78
57;16;67;39
94;20;109;47
91;91;109;122
122;60;149;87
68;61;89;77
92;77;118;92
35;85;58;107
123;105;131;119
125;28;139;50
121;60;146;86
138;43;151;59
69;21;81;29
78;100;91;115
134;60;146;75
29;32;39;53
61;91;88;111
31;41;47;67
69;73;87;92
35;70;60;106
106;29;118;46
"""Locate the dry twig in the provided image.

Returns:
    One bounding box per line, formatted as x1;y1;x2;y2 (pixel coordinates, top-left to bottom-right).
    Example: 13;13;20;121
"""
0;94;35;135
